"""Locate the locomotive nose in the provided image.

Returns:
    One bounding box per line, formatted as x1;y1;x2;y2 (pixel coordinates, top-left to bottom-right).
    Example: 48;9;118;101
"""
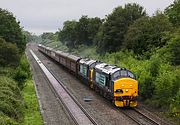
114;78;138;96
114;78;138;107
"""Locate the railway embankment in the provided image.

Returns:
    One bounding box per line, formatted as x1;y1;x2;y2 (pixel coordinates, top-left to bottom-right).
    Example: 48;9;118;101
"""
0;54;43;125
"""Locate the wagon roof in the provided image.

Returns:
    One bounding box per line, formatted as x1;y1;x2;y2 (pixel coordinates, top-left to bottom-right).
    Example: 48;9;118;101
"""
60;52;69;57
56;50;63;55
67;54;81;61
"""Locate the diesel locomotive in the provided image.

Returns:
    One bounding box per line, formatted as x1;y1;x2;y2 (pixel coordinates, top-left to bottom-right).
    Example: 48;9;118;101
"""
38;44;138;107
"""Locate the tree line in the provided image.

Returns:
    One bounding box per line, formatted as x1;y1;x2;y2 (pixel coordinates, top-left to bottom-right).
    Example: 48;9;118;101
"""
56;1;179;65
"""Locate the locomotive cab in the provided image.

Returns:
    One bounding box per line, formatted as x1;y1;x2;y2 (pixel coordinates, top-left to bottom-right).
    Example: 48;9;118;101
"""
93;63;138;107
113;70;138;107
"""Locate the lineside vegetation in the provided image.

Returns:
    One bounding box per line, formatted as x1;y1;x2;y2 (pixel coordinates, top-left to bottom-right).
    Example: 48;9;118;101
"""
0;8;42;124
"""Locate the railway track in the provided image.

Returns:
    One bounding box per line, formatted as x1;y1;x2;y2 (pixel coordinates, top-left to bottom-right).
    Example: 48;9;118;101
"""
120;108;160;125
30;49;98;125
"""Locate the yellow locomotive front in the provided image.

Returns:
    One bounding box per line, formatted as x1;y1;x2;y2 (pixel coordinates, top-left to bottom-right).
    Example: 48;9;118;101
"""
92;63;138;108
113;70;138;107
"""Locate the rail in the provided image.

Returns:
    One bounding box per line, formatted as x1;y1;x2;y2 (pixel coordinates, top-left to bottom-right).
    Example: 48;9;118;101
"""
30;49;98;125
120;108;160;125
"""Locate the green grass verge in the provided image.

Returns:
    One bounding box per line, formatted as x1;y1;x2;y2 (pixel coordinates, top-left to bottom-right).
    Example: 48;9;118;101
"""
21;80;43;125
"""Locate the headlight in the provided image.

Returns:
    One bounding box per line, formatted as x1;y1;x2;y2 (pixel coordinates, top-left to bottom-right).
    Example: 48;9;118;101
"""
115;89;123;94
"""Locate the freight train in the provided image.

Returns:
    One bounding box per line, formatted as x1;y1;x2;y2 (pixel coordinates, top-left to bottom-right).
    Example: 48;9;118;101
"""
38;44;138;107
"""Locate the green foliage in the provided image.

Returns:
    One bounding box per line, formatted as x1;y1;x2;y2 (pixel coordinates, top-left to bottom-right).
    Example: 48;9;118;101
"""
0;112;19;125
58;16;102;48
23;31;42;43
153;67;180;109
97;3;146;53
21;80;43;125
0;8;26;53
14;55;31;90
123;13;173;55
168;30;180;65
0;38;20;67
58;20;78;48
169;89;180;117
41;32;57;41
165;0;180;26
0;67;15;78
75;16;90;45
76;16;102;46
0;76;23;122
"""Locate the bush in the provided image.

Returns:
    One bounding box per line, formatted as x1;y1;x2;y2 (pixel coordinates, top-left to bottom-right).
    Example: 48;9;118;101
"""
0;112;19;125
0;38;20;67
152;67;180;111
168;32;180;65
14;55;31;89
169;89;180;117
0;76;23;122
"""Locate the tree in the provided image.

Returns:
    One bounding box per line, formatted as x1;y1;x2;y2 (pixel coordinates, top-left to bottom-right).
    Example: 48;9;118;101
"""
58;20;78;48
87;17;102;45
41;32;55;40
23;31;42;43
165;0;180;26
168;29;180;65
123;13;172;55
0;38;20;67
75;16;90;45
58;16;102;48
0;8;26;53
75;16;102;45
97;3;146;53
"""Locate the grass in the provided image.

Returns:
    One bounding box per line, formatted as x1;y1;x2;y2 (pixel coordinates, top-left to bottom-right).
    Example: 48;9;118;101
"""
21;80;43;125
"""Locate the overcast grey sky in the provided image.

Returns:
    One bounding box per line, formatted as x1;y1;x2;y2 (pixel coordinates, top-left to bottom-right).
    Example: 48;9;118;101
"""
0;0;174;35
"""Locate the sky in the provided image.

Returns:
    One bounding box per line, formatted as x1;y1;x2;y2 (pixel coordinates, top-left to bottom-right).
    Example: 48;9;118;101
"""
0;0;174;35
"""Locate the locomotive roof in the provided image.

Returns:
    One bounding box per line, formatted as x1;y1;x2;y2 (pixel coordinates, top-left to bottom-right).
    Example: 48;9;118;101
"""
79;58;97;66
67;54;81;61
95;63;120;74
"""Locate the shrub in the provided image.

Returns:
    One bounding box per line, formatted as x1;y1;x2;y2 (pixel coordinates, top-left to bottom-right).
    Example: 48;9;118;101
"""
169;89;180;117
14;55;31;89
0;38;20;67
0;76;23;122
0;112;18;125
153;66;180;109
